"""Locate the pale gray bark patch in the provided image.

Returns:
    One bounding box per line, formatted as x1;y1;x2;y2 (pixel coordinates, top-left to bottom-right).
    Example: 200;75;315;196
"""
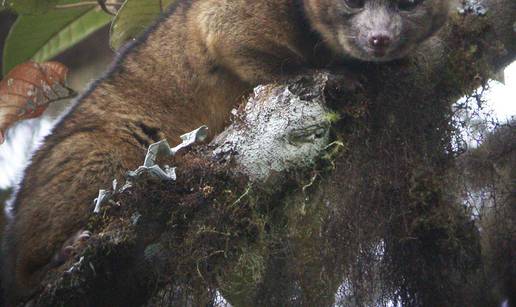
212;73;332;182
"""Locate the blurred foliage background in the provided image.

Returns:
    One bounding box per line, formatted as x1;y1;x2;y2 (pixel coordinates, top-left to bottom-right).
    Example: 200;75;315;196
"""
0;0;179;76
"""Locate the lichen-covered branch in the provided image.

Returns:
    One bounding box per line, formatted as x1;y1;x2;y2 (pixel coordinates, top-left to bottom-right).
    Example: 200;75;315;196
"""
30;73;336;306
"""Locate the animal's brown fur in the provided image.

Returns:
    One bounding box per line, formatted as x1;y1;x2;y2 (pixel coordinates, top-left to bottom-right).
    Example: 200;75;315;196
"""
2;0;450;303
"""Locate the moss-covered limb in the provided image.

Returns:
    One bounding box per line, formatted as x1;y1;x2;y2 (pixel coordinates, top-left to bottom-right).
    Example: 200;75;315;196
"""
30;153;261;306
26;74;338;306
458;123;516;306
246;1;515;305
355;3;516;304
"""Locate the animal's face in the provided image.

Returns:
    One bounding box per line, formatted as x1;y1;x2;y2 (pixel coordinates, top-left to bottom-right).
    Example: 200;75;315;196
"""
303;0;450;62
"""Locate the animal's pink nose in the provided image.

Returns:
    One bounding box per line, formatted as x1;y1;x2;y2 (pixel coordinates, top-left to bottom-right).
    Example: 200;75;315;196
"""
369;35;392;49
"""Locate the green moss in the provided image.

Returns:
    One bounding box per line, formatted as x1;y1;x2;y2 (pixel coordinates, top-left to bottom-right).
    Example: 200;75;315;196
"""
218;246;267;304
324;111;341;124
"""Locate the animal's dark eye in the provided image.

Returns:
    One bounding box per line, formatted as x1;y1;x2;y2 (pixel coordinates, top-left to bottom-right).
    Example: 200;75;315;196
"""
345;0;365;9
398;0;423;11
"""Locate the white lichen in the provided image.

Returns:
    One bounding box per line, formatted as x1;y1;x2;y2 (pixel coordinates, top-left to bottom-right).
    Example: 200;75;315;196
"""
92;126;208;213
212;76;331;181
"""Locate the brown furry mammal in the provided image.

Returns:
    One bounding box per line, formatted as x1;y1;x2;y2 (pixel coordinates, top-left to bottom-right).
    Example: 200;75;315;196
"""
2;0;451;304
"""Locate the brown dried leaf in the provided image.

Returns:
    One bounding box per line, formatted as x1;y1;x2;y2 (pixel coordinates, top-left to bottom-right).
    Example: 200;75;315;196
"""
0;61;75;144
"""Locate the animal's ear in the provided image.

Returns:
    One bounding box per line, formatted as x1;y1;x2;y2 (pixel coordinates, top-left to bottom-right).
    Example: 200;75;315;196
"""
0;61;75;144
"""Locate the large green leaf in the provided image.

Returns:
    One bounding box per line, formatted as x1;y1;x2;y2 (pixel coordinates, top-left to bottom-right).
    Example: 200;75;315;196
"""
3;0;100;14
2;6;112;75
110;0;176;50
2;0;90;14
2;0;57;14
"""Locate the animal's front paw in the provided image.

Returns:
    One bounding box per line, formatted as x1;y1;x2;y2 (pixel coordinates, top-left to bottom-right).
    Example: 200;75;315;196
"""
51;230;92;267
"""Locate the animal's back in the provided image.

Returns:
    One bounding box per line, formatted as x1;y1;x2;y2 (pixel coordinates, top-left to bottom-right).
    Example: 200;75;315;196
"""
2;0;255;302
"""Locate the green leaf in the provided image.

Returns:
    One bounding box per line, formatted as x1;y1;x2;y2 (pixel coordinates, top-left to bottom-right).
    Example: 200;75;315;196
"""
3;0;57;14
4;0;95;15
110;0;176;50
2;0;55;14
2;6;112;75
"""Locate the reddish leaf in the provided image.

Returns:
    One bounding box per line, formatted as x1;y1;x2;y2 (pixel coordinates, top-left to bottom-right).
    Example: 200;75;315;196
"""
0;61;75;144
